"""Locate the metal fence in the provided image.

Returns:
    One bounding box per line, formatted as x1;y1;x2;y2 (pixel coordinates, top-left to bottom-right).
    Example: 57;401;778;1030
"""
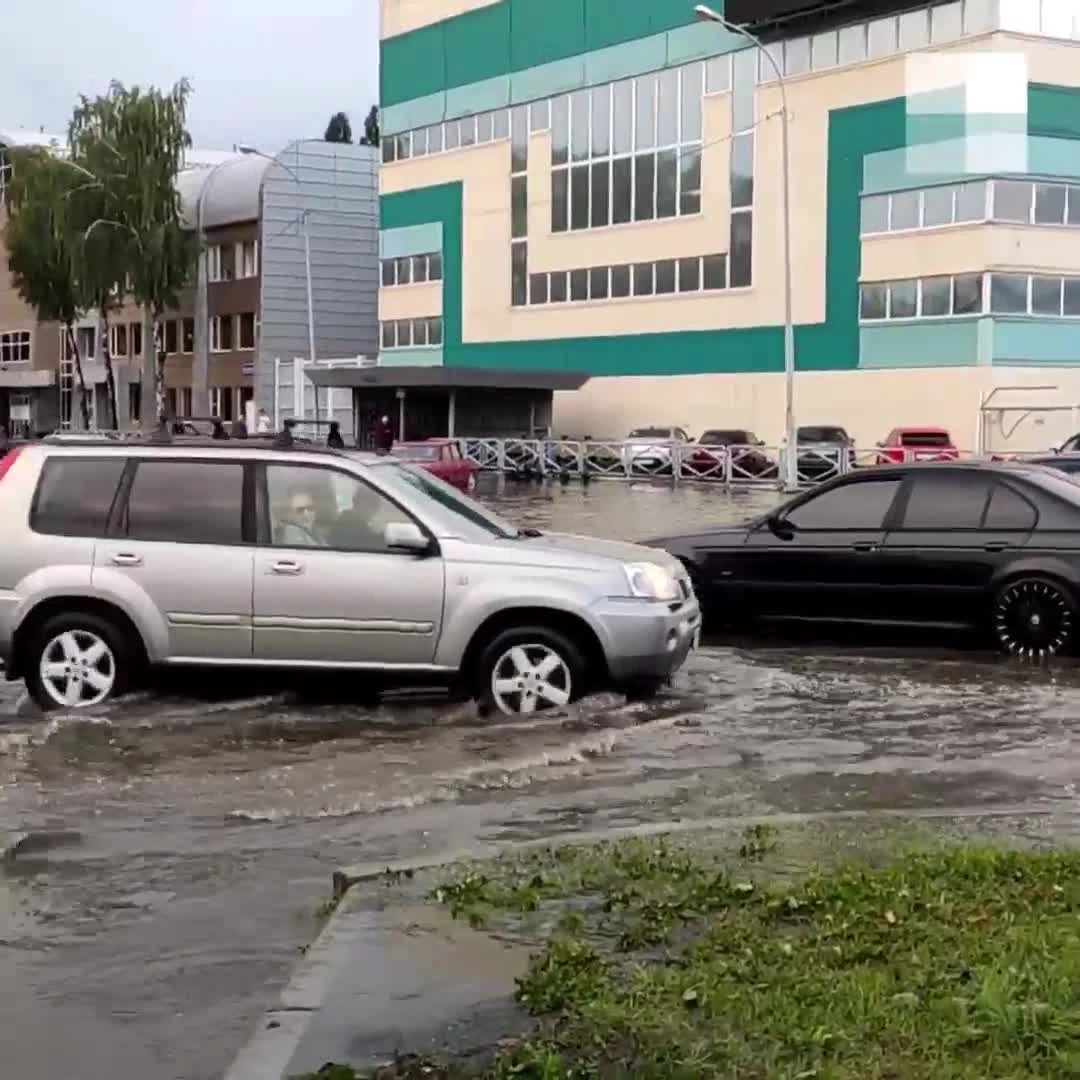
458;438;1027;488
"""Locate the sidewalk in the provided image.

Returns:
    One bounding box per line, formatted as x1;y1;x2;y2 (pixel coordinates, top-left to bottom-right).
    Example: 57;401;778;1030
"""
223;877;530;1080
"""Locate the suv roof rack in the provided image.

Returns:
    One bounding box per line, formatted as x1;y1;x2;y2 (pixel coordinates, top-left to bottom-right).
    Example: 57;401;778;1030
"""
37;430;358;454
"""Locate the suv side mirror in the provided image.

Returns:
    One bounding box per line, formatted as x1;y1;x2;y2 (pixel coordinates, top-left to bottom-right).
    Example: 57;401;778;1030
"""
384;521;435;554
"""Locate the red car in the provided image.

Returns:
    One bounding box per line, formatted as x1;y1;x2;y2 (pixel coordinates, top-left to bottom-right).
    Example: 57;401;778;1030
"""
875;427;959;464
390;438;478;491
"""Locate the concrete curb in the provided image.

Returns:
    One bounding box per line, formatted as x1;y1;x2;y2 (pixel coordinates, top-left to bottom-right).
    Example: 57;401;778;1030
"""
334;802;1063;889
223;886;374;1080
226;802;1070;1078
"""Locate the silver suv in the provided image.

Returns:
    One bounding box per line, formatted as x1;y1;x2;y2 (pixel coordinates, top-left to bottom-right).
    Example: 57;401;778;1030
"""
0;438;700;715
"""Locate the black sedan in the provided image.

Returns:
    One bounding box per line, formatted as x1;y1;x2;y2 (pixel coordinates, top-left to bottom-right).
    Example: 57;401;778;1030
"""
644;460;1080;657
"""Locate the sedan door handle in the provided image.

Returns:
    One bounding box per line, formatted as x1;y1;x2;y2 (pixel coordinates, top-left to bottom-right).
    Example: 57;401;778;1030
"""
270;560;304;575
852;541;879;553
983;541;1009;552
109;552;142;567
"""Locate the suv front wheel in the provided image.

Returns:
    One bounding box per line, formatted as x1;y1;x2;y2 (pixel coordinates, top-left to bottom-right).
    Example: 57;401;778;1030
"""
476;625;587;716
24;612;132;711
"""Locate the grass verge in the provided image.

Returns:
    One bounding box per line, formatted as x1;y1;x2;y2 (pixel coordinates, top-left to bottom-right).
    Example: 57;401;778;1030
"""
300;826;1080;1079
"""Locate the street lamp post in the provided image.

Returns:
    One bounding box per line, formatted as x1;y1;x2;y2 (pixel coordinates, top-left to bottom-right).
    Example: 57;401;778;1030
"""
694;5;798;490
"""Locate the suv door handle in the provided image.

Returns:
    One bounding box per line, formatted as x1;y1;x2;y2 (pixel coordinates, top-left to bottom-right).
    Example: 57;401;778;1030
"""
984;541;1009;552
852;541;879;553
270;560;304;575
110;552;142;567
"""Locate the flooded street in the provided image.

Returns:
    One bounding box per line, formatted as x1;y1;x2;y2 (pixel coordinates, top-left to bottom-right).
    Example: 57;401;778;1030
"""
4;480;1080;1080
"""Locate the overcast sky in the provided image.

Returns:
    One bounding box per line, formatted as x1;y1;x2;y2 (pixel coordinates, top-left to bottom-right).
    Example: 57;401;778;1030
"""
0;0;380;152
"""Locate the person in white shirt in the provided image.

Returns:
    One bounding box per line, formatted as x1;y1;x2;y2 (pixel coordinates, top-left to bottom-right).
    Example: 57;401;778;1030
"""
255;409;272;434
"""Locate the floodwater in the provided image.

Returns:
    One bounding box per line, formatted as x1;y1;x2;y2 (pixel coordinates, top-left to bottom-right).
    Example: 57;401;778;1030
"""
4;479;1080;1080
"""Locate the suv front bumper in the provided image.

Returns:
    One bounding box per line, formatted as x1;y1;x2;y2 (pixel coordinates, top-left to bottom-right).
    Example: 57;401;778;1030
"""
597;595;702;684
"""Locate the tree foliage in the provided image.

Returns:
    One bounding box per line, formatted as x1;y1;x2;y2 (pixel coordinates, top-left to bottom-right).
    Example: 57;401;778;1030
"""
70;79;197;426
359;105;380;148
2;147;92;428
324;111;352;143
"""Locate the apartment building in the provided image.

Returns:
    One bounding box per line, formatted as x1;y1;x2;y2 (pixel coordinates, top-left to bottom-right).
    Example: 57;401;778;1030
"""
0;136;379;432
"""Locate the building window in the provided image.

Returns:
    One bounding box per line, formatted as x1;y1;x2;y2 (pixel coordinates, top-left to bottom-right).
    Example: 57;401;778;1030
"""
207;244;223;282
209;386;236;420
130;322;143;358
238;312;256;350
182;317;195;353
210;315;234;352
861;180;998;234
164;319;178;354
76;325;96;361
550;62;705;236
108;323;128;358
380;251;442;286
0;330;31;365
236;240;258;278
859;273;988;320
379;316;442;349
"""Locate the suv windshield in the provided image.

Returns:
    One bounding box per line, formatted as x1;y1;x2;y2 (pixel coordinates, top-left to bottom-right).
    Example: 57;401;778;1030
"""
900;431;951;447
367;458;518;538
798;426;848;443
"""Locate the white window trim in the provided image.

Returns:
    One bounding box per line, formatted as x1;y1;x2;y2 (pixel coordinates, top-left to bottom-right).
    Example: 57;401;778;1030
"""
108;323;128;358
207;244;223;283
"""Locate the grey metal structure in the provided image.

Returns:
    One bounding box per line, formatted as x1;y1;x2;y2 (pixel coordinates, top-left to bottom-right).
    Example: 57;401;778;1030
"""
257;141;379;428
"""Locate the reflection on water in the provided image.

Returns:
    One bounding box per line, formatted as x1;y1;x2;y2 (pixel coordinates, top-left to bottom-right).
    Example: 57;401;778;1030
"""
3;480;1080;1080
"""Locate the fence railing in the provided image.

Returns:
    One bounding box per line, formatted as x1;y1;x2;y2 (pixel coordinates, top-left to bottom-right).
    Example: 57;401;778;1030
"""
458;438;1035;488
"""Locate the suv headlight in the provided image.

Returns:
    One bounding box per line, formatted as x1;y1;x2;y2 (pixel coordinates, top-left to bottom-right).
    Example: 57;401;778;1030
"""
623;561;680;601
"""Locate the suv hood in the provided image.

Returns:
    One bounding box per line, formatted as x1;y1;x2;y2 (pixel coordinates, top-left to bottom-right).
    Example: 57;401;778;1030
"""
522;531;684;573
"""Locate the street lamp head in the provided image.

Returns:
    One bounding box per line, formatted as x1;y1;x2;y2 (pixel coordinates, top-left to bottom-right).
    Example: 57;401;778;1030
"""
693;4;723;22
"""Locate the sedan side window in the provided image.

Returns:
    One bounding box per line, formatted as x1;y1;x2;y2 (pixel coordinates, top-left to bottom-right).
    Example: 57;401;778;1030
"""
897;472;990;530
785;478;903;530
266;463;417;553
983;482;1037;530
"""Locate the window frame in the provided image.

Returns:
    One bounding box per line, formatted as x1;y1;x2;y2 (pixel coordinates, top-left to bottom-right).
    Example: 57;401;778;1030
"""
109;457;255;547
256;460;432;554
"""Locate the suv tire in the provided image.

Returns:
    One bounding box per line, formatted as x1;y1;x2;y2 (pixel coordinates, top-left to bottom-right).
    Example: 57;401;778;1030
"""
476;625;587;716
24;612;132;712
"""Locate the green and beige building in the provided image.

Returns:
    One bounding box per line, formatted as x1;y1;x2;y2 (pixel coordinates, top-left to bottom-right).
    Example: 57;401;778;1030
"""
372;0;1080;450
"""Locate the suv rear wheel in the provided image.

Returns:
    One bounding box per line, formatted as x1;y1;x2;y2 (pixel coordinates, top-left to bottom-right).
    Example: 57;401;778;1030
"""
24;612;132;711
476;625;586;716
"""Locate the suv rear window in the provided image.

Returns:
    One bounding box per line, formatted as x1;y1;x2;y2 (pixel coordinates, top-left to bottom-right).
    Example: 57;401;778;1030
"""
122;460;245;545
798;427;848;443
899;431;951;447
31;456;126;537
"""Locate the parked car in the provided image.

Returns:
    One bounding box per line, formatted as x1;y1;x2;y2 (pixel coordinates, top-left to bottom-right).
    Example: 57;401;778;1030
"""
0;436;699;714
1058;433;1080;453
686;429;775;479
796;425;855;479
1017;453;1080;477
391;438;478;492
875;427;959;464
623;426;692;474
643;459;1080;658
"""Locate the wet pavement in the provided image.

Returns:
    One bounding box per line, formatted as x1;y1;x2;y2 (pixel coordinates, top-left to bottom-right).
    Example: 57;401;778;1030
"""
3;479;1080;1080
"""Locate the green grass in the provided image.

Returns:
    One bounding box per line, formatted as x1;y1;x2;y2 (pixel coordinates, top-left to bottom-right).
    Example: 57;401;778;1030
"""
299;828;1080;1079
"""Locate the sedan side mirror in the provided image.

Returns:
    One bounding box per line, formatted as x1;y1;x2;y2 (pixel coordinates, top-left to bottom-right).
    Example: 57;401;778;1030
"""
384;521;435;555
767;513;796;539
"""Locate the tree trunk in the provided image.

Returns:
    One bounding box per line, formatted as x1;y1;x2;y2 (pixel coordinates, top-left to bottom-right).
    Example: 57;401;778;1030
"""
64;323;92;430
99;316;119;430
153;314;168;431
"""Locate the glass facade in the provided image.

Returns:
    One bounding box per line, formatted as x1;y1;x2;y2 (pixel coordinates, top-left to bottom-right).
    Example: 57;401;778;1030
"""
860;272;1080;320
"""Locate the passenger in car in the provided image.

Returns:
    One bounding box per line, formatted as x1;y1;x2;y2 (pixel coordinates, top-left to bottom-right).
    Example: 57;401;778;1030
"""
275;491;324;547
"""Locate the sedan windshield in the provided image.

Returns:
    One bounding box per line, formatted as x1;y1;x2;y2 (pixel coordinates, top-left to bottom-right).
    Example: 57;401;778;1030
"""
628;427;673;439
701;430;750;445
367;458;518;538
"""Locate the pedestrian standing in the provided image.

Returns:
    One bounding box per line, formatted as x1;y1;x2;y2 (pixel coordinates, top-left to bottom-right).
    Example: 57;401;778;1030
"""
255;408;272;434
375;414;394;455
327;420;345;449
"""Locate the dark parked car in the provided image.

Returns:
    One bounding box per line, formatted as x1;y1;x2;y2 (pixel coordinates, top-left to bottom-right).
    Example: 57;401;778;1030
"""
1020;453;1080;477
644;460;1080;658
686;429;775;479
796;424;855;479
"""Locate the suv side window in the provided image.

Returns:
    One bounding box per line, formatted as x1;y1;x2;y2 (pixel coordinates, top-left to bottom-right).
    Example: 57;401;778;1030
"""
31;456;126;537
897;472;990;529
785;478;902;530
122;460;245;545
265;463;416;553
983;482;1038;530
